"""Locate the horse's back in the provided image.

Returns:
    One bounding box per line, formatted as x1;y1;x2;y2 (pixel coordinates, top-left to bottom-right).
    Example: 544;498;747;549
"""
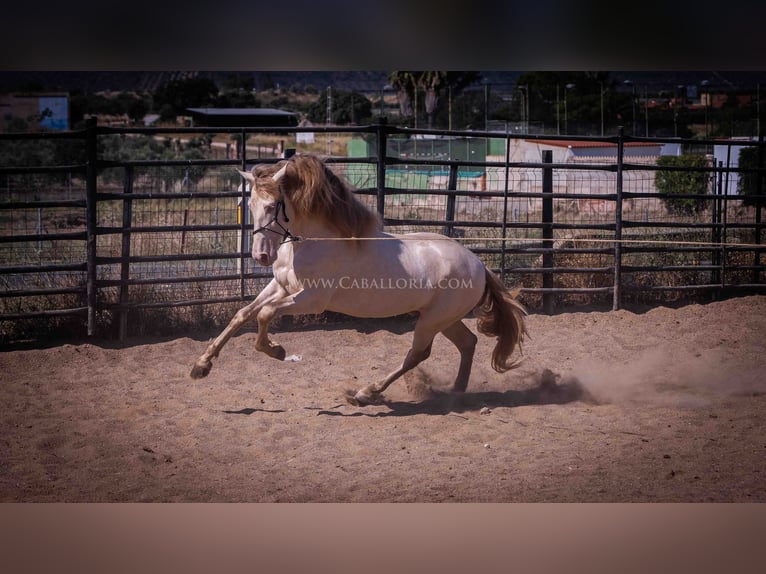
392;232;486;277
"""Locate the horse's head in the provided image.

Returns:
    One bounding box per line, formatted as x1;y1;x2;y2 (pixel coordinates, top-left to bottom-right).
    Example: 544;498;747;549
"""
239;161;291;266
240;154;380;263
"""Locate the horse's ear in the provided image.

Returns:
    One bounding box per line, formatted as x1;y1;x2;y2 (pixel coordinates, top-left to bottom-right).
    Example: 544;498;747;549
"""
272;163;288;183
237;170;255;185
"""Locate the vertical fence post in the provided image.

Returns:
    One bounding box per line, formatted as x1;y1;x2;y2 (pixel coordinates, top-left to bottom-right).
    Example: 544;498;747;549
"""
118;165;133;341
712;160;724;293
444;163;458;237
376;118;388;219
613;126;624;311
240;128;248;300
85;117;98;336
500;131;511;283
541;149;554;314
721;159;729;291
754;134;764;285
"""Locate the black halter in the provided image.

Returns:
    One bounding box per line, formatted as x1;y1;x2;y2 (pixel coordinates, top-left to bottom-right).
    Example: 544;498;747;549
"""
252;198;299;243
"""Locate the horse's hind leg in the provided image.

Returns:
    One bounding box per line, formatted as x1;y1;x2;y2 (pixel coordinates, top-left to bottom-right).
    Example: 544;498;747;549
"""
350;319;439;405
441;320;478;393
350;343;433;405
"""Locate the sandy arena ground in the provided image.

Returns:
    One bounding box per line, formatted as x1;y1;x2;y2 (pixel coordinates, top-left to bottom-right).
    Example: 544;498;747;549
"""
1;295;765;502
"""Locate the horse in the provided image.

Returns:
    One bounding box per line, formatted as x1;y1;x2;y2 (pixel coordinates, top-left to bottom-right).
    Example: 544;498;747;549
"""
190;153;527;406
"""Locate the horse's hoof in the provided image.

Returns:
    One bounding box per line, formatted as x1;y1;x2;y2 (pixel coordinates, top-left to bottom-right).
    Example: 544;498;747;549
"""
345;389;382;407
190;361;212;379
259;343;286;361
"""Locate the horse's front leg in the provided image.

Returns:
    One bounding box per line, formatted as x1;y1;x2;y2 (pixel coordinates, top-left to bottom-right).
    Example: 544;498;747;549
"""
253;288;330;360
254;303;287;360
190;279;284;378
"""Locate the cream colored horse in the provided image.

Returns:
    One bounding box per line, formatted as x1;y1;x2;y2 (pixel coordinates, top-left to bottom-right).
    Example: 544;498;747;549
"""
190;154;527;405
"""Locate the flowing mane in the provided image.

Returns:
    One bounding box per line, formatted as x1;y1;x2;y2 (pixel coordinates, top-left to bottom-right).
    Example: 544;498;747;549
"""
273;154;381;237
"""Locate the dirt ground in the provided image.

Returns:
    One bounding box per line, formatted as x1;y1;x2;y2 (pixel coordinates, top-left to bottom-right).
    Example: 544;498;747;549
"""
1;295;765;502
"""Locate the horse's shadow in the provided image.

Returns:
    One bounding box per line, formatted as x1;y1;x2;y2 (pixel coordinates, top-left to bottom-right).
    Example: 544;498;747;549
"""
223;370;596;419
223;407;287;415
318;373;596;418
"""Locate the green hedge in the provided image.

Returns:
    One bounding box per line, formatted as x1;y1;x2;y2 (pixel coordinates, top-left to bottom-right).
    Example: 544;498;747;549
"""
655;154;710;215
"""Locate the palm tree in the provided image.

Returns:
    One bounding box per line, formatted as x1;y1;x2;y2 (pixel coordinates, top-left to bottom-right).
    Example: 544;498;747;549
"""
420;71;445;129
388;71;480;128
388;71;417;119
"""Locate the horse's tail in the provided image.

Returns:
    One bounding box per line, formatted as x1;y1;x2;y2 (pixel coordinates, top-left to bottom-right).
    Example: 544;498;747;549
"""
474;268;528;372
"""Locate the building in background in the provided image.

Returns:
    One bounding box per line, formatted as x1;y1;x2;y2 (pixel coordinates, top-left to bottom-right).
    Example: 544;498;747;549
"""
185;107;298;128
0;93;69;131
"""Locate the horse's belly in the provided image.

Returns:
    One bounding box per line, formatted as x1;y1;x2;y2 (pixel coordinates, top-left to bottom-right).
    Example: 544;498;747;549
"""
325;286;432;317
323;273;485;318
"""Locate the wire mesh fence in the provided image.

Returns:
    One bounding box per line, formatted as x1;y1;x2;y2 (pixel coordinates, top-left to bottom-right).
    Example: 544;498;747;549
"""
0;121;764;343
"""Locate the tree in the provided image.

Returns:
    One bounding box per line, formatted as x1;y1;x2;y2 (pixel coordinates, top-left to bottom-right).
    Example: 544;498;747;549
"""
655;155;711;215
153;77;219;120
216;73;259;108
737;146;765;207
388;71;480;128
388;71;417;118
69;90;153;127
439;88;504;130
215;90;259;108
421;72;443;128
222;73;255;93
124;95;150;123
98;134;207;192
512;71;619;134
306;89;372;125
0;117;82;187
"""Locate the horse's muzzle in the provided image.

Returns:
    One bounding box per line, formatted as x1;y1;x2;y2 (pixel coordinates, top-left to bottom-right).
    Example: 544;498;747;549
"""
254;252;274;266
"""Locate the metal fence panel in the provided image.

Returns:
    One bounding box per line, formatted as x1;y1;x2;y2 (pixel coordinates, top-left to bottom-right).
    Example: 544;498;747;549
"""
1;122;764;343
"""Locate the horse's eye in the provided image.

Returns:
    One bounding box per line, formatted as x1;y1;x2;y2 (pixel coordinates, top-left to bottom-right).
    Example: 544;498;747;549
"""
264;203;276;214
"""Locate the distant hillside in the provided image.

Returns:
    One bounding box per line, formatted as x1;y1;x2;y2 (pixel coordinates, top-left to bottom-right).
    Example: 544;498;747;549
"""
0;71;396;94
0;71;511;94
2;70;765;96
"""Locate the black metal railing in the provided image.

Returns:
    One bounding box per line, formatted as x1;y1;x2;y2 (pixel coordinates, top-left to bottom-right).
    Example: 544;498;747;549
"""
1;118;764;341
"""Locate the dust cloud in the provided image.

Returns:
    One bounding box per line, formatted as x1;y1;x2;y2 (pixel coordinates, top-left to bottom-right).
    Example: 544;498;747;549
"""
564;348;766;407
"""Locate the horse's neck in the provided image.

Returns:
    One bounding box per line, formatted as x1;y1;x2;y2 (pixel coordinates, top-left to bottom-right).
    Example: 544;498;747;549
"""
289;215;343;240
